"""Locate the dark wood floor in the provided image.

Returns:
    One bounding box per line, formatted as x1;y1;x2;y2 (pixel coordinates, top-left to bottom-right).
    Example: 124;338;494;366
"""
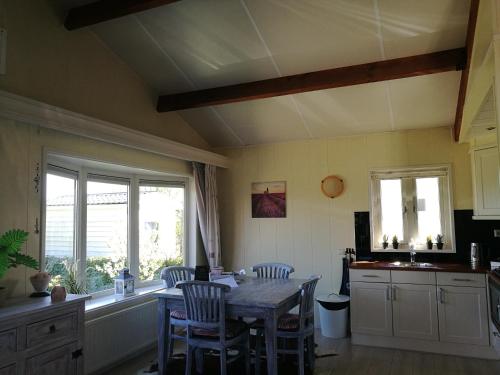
106;331;500;375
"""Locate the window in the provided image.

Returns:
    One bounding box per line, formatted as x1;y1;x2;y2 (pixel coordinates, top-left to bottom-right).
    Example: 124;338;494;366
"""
138;182;185;281
370;166;454;251
43;156;187;295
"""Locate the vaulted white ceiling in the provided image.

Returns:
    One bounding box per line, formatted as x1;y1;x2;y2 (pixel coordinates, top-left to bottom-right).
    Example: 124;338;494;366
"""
64;0;470;147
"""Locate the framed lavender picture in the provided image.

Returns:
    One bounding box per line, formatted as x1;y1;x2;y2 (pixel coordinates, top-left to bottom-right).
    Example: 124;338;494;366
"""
251;181;286;218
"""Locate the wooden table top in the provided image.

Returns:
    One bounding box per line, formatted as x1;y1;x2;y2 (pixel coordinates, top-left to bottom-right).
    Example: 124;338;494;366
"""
350;261;489;273
153;276;309;308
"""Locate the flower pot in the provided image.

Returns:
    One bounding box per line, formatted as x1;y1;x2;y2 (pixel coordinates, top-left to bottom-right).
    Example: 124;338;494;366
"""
0;287;8;307
437;242;444;250
392;243;399;250
427;242;433;250
30;272;51;297
382;242;388;249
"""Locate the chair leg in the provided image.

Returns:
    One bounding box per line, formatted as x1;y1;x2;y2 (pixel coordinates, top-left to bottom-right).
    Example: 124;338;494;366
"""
185;345;193;375
298;337;305;375
169;325;175;358
220;348;227;375
255;329;262;375
306;335;315;371
244;333;250;375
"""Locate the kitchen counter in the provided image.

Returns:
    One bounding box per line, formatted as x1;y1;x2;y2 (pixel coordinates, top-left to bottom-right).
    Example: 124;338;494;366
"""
350;261;489;273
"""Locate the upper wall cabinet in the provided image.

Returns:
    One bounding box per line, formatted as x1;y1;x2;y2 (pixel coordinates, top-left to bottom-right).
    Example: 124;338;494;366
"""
471;146;500;219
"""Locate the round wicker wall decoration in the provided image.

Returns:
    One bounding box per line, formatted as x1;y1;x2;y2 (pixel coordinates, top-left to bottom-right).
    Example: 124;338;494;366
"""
321;175;344;198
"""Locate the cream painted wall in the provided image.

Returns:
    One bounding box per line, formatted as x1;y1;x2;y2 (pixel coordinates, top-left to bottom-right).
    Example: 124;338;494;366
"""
217;127;472;296
0;0;208;150
0;118;196;297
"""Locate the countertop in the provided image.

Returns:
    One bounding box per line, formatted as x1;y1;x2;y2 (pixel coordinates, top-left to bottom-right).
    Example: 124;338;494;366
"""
350;261;489;273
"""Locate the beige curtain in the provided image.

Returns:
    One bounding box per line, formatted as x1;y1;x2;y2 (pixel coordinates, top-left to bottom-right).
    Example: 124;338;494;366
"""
193;162;221;268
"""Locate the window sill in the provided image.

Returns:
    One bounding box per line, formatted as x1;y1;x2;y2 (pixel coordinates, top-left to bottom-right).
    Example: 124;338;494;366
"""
371;248;455;253
85;284;165;321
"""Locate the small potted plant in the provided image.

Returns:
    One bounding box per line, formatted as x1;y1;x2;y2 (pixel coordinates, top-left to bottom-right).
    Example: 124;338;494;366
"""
436;234;444;250
426;235;433;250
382;234;389;249
0;229;39;305
392;235;399;250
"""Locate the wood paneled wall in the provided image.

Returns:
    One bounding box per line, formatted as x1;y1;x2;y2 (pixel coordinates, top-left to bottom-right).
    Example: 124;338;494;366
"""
217;127;472;295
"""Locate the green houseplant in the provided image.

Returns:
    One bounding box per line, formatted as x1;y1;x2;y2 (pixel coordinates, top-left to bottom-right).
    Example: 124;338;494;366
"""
0;229;39;305
426;235;433;250
392;235;399;250
382;234;389;249
436;234;444;250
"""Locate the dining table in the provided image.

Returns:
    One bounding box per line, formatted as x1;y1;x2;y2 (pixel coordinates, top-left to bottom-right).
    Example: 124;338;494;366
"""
154;276;310;375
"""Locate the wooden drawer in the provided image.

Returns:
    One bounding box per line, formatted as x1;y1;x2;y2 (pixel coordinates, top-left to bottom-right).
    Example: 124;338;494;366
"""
26;343;77;375
350;269;390;283
0;329;16;360
0;364;16;375
391;271;436;285
436;272;486;287
26;312;77;349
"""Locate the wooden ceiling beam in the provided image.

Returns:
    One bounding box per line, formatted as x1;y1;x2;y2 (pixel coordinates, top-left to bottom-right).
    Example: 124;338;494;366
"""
453;0;480;142
64;0;181;30
157;48;466;112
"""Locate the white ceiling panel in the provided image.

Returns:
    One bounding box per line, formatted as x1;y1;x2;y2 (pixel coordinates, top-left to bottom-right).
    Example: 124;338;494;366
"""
136;0;278;90
92;17;191;93
378;0;469;58
213;97;311;145
293;83;393;137
388;71;461;130
242;0;384;75
177;107;242;147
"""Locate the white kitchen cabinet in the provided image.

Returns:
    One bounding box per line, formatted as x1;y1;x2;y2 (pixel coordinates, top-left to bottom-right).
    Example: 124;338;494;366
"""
437;285;489;346
472;146;500;218
350;282;393;336
392;284;439;341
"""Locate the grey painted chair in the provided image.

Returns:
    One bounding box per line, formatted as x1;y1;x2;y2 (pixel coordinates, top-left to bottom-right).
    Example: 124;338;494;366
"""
160;266;195;356
251;262;295;279
254;275;321;375
178;281;250;375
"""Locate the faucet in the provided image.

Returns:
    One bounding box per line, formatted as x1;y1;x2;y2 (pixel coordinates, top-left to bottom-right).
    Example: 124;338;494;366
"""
409;239;416;265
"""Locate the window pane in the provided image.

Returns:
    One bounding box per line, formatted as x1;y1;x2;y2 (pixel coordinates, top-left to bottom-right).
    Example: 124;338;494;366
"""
139;185;184;281
86;180;129;293
45;173;76;288
380;179;404;242
416;177;442;243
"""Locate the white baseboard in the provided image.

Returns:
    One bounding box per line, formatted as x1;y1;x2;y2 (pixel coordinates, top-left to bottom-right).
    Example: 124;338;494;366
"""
352;333;500;360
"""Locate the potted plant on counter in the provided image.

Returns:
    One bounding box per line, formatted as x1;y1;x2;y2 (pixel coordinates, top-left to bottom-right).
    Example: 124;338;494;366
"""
0;229;39;305
382;234;389;249
426;235;433;250
436;234;444;250
392;235;399;250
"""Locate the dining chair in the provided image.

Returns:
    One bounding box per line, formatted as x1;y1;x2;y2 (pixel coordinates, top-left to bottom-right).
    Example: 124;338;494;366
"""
178;281;250;375
254;275;321;375
251;262;295;279
160;266;195;356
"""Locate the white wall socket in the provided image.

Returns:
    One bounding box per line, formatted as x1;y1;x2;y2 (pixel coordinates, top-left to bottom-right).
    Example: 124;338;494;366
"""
494;229;500;238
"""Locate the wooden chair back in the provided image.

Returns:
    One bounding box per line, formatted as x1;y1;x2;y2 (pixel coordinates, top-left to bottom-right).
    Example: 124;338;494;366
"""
298;275;321;330
251;263;294;279
161;266;195;288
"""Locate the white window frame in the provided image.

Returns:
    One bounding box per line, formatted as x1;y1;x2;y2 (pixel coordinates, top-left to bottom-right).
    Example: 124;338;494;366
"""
41;152;189;298
369;165;455;253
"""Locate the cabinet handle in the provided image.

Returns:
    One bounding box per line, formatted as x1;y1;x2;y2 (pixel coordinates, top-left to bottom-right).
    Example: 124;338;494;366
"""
386;285;391;301
49;324;56;334
362;275;379;278
438;288;445;304
392;286;397;301
452;278;474;282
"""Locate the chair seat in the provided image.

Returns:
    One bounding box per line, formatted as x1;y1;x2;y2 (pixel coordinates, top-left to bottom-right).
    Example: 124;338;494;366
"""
170;309;187;320
252;313;300;332
192;319;248;339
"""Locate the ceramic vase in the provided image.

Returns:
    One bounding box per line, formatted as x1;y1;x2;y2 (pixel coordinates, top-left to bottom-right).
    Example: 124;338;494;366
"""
30;272;51;297
51;286;67;302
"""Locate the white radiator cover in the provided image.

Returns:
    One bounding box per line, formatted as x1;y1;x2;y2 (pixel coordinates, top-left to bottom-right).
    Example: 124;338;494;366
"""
85;300;158;374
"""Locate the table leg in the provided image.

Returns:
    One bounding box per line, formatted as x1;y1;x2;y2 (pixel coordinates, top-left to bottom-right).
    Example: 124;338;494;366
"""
158;298;171;375
264;312;278;375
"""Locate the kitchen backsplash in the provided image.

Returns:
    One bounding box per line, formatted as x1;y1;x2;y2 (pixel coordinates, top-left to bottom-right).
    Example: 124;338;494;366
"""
354;210;500;265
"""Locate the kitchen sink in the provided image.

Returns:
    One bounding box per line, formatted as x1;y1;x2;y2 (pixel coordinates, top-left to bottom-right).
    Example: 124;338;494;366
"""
390;261;434;268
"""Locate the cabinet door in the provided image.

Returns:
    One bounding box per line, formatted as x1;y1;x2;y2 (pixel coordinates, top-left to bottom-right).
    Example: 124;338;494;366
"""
473;147;500;216
0;364;16;375
26;343;78;375
437;286;489;346
392;284;438;341
351;282;393;336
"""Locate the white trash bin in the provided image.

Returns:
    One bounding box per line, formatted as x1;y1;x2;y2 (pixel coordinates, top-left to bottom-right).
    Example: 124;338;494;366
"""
316;294;350;338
